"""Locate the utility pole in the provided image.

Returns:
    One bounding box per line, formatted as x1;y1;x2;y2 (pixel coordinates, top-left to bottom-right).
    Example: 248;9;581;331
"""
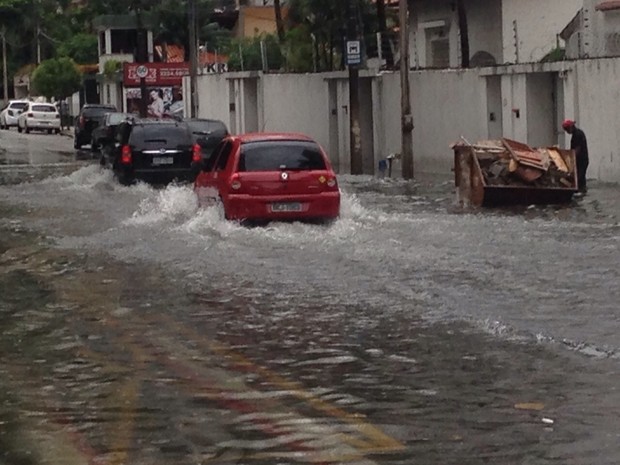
136;8;148;117
1;27;8;104
399;0;414;179
188;0;198;118
346;0;363;175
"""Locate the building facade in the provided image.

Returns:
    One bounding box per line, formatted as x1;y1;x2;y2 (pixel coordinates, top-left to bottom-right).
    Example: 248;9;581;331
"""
410;0;583;68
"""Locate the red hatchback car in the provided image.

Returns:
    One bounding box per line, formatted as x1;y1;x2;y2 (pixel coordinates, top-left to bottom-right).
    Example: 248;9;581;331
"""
194;132;340;223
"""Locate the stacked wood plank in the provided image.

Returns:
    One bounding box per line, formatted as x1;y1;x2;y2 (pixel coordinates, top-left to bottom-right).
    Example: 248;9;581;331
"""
454;138;576;188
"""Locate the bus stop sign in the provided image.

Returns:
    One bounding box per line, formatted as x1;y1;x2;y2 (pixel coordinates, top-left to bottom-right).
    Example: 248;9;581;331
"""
346;40;362;66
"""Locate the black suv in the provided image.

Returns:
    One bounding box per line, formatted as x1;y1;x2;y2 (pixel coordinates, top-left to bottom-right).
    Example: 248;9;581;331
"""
91;111;133;153
185;118;229;158
103;118;201;185
74;104;117;149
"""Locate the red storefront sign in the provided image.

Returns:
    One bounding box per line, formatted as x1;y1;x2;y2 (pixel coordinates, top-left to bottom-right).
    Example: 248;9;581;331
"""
123;62;190;86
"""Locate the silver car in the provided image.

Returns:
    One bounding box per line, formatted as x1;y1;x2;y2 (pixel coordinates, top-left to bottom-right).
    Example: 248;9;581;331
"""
0;100;30;129
17;102;61;134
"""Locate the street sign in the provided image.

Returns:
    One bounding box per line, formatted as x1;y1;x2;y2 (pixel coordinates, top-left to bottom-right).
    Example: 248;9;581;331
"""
346;40;362;66
136;65;149;79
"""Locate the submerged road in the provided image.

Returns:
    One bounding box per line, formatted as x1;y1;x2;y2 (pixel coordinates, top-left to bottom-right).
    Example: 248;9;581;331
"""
1;128;620;464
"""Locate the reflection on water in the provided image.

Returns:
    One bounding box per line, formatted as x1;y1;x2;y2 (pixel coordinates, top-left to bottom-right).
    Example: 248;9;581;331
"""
0;166;620;464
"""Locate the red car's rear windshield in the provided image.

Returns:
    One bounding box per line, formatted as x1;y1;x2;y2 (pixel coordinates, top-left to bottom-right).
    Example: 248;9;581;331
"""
238;141;327;171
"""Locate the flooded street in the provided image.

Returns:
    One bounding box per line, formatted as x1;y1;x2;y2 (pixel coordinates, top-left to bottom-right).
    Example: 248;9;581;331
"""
1;129;620;464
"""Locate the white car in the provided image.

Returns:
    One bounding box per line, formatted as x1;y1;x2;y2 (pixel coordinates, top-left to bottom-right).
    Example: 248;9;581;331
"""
17;102;61;134
0;100;30;129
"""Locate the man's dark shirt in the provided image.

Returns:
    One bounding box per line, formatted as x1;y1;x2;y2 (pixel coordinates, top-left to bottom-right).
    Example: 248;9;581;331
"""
570;128;589;160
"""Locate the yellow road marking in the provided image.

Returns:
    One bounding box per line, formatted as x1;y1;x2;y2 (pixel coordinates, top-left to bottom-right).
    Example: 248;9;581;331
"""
153;314;405;455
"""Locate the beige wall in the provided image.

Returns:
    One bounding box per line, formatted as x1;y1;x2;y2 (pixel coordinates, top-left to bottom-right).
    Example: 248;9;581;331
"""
235;6;288;38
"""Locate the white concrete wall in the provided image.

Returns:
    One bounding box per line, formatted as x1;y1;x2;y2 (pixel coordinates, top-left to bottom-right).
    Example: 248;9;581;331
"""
586;0;620;58
467;0;503;64
570;59;620;182
260;75;330;152
411;0;457;68
526;73;555;147
195;73;231;127
502;0;582;63
411;69;488;173
194;58;620;183
500;73;528;141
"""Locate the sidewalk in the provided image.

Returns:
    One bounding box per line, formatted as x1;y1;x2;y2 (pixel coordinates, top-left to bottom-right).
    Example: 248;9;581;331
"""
60;127;74;138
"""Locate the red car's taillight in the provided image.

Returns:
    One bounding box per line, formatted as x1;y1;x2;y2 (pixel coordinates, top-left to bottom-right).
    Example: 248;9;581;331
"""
192;144;202;163
230;173;241;190
326;177;338;188
121;145;132;164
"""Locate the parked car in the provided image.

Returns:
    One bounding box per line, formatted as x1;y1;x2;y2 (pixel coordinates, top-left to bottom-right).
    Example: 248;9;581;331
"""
74;103;117;149
91;111;133;153
193;133;340;224
185;118;229;158
103;118;202;185
0;100;30;129
16;102;61;134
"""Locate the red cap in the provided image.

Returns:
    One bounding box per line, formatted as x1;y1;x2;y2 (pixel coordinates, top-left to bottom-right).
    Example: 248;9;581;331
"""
562;119;575;130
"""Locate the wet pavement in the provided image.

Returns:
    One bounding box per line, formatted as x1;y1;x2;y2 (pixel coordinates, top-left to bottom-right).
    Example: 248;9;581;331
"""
1;129;620;464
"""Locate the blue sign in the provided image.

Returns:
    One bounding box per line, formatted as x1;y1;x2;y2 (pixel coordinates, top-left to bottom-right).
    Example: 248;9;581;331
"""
346;40;362;66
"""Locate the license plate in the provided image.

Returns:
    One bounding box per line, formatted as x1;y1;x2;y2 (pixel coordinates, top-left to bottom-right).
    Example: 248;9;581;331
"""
152;156;174;165
271;202;302;212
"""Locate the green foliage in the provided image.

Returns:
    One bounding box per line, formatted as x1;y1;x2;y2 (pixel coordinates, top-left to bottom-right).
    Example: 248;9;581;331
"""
57;33;98;64
283;26;314;73
1;0;382;80
31;57;82;100
541;47;566;63
103;59;121;79
201;22;232;53
226;34;284;72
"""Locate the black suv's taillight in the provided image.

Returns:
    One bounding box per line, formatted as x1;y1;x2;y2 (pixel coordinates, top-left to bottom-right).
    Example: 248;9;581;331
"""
121;145;132;164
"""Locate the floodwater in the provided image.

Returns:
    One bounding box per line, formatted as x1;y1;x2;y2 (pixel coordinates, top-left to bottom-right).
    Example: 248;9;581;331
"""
1;159;620;464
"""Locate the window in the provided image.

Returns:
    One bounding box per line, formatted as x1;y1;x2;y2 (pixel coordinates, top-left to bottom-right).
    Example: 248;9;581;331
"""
111;30;138;55
10;102;28;110
130;124;192;147
238;141;327;172
215;142;234;171
83;106;116;118
107;113;130;125
32;105;56;112
425;25;450;68
431;40;450;68
186;120;227;135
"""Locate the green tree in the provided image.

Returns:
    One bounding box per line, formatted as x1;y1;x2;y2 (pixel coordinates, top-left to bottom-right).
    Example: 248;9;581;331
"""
283;25;313;72
31;56;81;100
227;34;283;72
57;33;98;64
